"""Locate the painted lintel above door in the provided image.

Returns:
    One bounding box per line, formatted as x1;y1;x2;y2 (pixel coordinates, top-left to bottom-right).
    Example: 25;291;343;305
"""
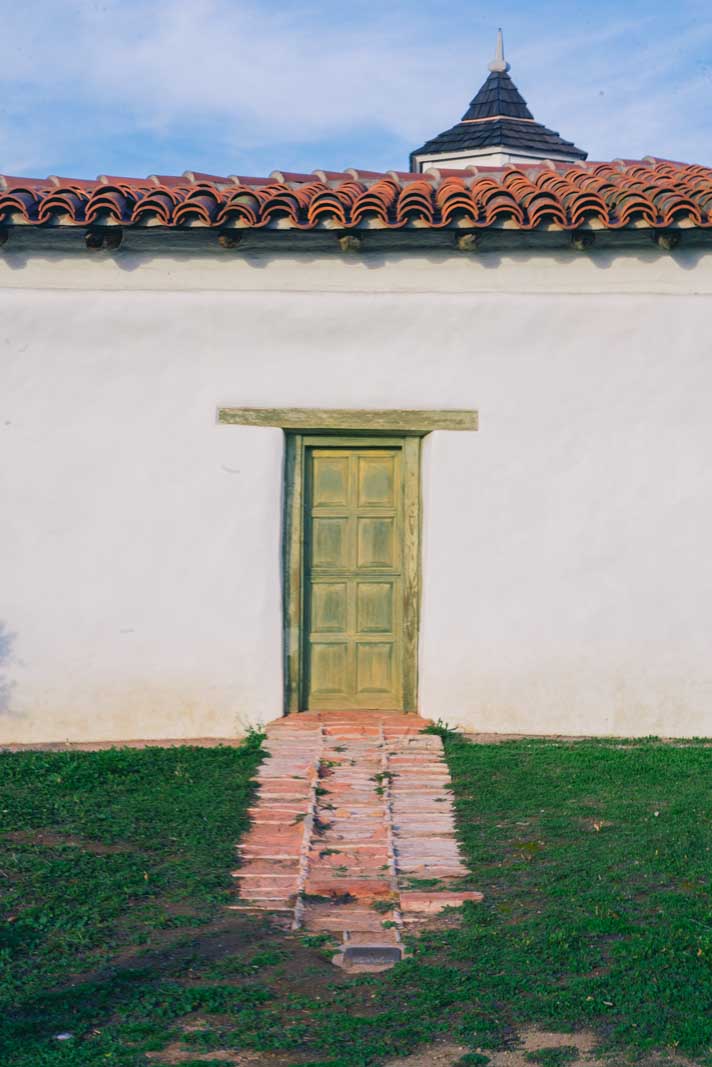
217;408;478;433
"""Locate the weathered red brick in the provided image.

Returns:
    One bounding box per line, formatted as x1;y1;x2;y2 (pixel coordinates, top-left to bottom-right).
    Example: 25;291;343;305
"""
304;878;395;901
399;890;483;914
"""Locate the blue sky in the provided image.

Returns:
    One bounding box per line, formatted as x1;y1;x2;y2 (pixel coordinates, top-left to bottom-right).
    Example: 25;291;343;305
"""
2;0;712;179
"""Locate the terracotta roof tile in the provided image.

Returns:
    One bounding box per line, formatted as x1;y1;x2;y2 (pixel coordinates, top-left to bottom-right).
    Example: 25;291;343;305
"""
181;171;233;184
227;175;274;187
311;170;355;183
1;159;711;235
0;174;56;192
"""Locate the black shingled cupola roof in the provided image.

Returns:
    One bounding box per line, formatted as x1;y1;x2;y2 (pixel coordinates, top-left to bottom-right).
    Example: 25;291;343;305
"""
410;30;587;169
462;68;534;122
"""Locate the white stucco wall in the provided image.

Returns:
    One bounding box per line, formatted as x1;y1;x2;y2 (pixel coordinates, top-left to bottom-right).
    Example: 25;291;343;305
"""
2;246;712;741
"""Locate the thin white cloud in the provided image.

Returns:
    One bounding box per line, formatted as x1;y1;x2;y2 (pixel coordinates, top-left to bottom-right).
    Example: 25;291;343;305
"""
1;0;711;174
521;13;712;163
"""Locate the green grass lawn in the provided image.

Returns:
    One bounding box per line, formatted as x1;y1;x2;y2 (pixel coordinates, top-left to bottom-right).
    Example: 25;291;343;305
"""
2;734;712;1066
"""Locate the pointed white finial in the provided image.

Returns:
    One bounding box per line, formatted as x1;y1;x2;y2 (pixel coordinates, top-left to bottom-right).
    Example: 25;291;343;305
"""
488;28;510;73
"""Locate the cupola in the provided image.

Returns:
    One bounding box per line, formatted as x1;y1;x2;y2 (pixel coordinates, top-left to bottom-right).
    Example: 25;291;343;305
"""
410;30;587;171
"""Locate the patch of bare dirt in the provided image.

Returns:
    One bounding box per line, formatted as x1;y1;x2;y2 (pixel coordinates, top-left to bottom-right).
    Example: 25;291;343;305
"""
462;733;712;749
384;1043;471;1066
143;1027;706;1067
383;1028;704;1067
62;917;272;989
1;738;245;752
2;830;134;854
463;734;598;745
57;914;342;1002
579;819;614;833
403;908;468;936
384;1030;595;1066
147;1043;315;1065
489;1028;597;1067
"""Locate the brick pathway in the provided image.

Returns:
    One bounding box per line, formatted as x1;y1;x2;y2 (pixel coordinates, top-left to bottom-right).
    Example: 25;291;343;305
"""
230;712;482;968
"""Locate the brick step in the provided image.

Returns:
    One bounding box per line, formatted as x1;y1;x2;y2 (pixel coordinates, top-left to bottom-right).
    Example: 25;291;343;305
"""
239;848;302;860
399;890;484;914
389;757;446;765
239;896;296;907
232;859;301;876
391;803;452;813
232;711;478;958
396;855;463;867
317;830;388;844
309;868;390;880
393;820;456;830
397;864;469;877
308;844;372;856
227;902;295;914
302;914;395;933
346;929;402;946
330;807;386;817
258;791;313;802
233;876;300;892
393;814;456;824
394;829;457;839
309;864;390;876
245;824;308;837
395;837;459;849
395;849;461;861
257;766;315;775
247;805;311;817
255;778;314;789
391;786;452;795
304;878;394;900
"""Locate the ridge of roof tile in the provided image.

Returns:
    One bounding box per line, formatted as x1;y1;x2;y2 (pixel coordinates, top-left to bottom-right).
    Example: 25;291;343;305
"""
98;175;159;188
148;175;190;188
1;159;711;235
312;170;355;182
345;168;391;180
387;170;437;184
47;176;98;190
228;175;274;186
0;175;57;192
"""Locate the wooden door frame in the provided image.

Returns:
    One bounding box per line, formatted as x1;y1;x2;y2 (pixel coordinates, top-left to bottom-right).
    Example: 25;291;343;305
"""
283;432;422;714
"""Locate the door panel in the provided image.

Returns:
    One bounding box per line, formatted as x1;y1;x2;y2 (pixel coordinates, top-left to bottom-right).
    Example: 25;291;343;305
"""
305;445;404;710
356;642;394;694
356;581;394;633
310;642;349;697
357;517;396;568
312;456;349;505
311;581;348;633
311;518;348;568
357;455;397;505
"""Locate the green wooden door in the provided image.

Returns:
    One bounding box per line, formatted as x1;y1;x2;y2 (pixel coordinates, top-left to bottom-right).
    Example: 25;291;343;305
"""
304;444;405;709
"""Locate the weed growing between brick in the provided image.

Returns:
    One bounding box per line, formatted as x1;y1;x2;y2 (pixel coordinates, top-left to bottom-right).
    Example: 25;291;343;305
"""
2;737;712;1065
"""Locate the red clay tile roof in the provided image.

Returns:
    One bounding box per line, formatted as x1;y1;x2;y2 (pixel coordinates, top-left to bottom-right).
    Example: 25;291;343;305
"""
1;158;711;233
